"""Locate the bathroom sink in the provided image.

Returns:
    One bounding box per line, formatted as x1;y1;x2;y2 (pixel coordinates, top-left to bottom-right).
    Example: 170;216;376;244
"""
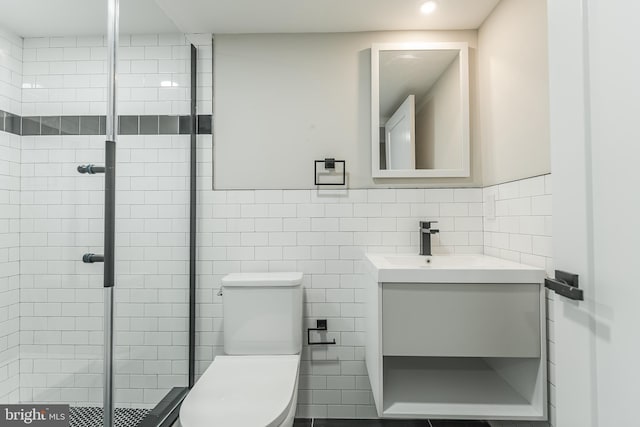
381;254;512;268
365;253;545;283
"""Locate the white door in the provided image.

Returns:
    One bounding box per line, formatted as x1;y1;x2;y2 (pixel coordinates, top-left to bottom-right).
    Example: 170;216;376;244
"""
385;94;416;169
548;1;640;426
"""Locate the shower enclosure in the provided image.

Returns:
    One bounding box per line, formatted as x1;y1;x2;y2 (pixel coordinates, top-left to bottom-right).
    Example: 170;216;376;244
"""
0;1;213;426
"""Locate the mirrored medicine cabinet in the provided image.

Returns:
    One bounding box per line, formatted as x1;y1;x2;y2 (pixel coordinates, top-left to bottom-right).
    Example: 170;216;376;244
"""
371;42;470;178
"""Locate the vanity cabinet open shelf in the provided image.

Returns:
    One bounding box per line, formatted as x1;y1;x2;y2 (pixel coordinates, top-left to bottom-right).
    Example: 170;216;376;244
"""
364;254;548;421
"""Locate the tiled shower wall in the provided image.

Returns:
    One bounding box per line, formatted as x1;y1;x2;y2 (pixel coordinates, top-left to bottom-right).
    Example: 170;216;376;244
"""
18;33;212;406
483;174;555;427
21;33;211;116
0;28;22;403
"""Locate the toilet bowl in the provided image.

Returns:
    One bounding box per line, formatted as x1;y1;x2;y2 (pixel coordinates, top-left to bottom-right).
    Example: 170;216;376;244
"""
180;355;300;427
179;272;303;427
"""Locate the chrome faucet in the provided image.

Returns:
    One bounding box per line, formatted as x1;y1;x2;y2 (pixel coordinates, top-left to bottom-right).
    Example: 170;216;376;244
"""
419;221;440;256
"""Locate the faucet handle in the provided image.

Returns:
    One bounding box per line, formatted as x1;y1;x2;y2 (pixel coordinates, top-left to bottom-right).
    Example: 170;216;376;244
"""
420;220;438;229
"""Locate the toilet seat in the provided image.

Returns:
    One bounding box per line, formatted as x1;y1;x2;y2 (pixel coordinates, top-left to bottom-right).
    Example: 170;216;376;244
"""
180;354;300;427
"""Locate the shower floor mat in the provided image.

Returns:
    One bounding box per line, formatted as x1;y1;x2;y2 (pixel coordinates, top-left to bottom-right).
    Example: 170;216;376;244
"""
70;406;150;427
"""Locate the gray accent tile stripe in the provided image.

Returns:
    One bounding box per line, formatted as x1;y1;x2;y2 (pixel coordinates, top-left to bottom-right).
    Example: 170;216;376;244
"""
139;115;159;135
179;115;192;135
2;112;21;135
61;116;80;135
42;115;61;135
159;115;179;134
0;110;212;136
197;114;212;134
22;116;41;136
119;115;139;135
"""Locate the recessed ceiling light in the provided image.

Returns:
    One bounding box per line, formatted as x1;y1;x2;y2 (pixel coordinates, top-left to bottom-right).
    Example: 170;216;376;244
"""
420;0;438;14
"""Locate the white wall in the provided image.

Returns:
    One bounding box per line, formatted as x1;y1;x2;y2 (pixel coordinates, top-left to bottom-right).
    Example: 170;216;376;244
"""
478;0;550;186
214;31;481;189
0;28;22;404
416;56;462;169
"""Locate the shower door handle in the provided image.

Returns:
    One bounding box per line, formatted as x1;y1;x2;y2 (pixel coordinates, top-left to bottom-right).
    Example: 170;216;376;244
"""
77;164;105;174
82;253;104;263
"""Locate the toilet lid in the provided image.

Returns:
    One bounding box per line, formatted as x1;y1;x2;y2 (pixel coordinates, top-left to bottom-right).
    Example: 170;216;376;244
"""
180;355;300;427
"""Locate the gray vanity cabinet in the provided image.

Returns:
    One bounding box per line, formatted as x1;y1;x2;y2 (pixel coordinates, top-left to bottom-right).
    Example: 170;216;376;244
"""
364;254;548;421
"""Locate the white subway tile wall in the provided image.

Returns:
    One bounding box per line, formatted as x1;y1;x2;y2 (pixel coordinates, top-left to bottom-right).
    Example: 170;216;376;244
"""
19;133;195;406
196;186;484;418
22;33;212;117
18;130;484;409
0;29;22;115
18;34;211;407
483;175;554;427
0;28;22;403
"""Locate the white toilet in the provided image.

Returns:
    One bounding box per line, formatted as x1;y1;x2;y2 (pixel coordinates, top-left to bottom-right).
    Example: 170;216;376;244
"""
180;272;303;427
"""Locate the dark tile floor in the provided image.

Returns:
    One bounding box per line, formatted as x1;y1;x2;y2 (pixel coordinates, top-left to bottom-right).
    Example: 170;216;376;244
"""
294;419;490;427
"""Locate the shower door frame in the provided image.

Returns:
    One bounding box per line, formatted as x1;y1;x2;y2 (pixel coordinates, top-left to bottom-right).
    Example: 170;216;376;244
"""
100;2;198;426
136;42;199;427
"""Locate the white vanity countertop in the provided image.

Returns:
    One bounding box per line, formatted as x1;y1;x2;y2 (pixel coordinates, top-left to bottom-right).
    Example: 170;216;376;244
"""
365;253;546;284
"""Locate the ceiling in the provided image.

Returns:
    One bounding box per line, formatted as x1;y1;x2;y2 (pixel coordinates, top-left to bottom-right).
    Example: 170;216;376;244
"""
156;0;501;34
0;0;500;38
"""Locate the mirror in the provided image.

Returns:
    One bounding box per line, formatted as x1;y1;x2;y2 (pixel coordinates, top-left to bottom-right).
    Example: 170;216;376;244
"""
371;42;470;178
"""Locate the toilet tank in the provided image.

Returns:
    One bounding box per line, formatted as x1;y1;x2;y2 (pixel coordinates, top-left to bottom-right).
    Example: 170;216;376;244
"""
221;272;303;355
